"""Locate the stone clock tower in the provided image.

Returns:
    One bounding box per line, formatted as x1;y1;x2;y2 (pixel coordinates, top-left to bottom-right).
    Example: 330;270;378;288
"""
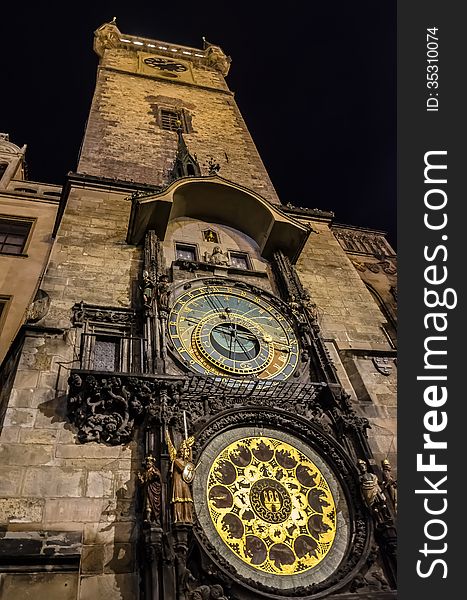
0;21;397;600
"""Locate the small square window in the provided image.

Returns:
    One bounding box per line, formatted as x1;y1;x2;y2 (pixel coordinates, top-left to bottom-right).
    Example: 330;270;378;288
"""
160;109;184;132
176;243;197;261
93;336;120;372
229;252;250;270
0;217;33;255
203;229;219;243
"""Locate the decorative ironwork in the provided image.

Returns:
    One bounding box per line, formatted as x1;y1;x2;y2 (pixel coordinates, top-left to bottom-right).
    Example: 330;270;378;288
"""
182;375;325;404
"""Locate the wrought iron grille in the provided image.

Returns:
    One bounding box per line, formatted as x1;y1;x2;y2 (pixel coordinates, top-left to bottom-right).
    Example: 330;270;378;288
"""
180;375;327;403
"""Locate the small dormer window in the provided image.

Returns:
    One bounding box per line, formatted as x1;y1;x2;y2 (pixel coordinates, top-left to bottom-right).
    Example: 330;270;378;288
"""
203;229;219;243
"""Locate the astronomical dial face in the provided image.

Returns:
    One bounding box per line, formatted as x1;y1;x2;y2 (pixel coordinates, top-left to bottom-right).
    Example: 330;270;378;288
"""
168;284;300;379
192;430;346;587
206;437;337;576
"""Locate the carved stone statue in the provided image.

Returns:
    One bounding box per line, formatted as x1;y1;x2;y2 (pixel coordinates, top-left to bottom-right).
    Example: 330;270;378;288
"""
26;289;50;323
300;293;319;321
140;270;155;307
206;246;230;267
165;429;196;524
380;459;397;512
137;455;162;524
357;459;385;508
357;459;390;522
204;45;231;76
207;156;221;175
157;274;171;312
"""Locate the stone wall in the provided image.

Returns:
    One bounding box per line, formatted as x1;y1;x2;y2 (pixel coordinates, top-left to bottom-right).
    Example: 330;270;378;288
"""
0;326;141;599
0;182;143;598
0;191;59;363
295;219;397;468
40;185;142;328
78;48;280;205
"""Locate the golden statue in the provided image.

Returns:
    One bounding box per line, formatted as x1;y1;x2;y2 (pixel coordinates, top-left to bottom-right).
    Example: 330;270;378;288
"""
165;428;196;524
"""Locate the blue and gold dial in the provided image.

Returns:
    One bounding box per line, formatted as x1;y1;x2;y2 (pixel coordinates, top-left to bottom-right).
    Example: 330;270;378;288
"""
168;284;299;380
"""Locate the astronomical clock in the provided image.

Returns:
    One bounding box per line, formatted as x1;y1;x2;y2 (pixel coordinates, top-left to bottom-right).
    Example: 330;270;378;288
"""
61;23;397;600
168;282;299;379
69;223;396;598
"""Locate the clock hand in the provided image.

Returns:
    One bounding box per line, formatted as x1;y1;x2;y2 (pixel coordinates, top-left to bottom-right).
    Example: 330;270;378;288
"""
206;290;232;320
205;294;224;316
232;327;254;359
183;316;201;325
228;325;234;359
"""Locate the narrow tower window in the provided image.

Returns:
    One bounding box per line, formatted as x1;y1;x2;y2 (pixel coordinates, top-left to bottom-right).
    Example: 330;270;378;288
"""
160;109;184;131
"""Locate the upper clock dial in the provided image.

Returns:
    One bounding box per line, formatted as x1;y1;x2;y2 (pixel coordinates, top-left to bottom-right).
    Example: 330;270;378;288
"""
168;284;299;379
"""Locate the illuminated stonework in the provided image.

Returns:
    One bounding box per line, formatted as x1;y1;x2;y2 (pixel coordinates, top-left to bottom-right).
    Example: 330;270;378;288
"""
206;436;336;575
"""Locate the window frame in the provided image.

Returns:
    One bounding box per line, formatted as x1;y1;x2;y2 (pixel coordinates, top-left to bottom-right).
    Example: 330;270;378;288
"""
228;250;251;271
175;242;198;262
0;295;12;333
158;107;191;133
0;215;35;256
72;303;146;374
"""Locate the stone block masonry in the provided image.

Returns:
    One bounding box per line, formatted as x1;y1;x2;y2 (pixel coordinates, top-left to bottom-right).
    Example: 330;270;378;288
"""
78;47;280;205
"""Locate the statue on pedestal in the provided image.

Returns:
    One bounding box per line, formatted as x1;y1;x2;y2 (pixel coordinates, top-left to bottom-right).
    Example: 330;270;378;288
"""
137;455;162;524
165;428;197;524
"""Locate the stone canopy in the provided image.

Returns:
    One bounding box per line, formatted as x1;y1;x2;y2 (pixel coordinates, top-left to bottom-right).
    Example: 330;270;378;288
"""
126;175;310;262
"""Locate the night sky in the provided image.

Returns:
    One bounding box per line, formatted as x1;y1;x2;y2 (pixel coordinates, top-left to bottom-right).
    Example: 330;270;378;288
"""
1;2;396;247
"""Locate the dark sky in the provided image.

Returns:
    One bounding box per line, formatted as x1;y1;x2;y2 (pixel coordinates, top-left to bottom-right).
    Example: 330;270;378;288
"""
1;2;396;247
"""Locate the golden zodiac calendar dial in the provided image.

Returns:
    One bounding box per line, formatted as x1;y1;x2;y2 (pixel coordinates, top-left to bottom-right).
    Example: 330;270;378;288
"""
206;436;336;576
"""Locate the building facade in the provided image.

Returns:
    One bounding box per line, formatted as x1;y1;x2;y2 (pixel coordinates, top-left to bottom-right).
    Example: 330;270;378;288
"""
0;21;397;600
